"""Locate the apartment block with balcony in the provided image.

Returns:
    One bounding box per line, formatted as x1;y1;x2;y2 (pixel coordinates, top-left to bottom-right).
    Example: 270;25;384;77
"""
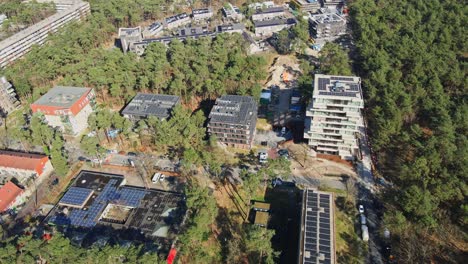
0;0;90;68
304;74;364;160
309;12;346;41
208;95;258;149
31;86;95;136
0;76;21;117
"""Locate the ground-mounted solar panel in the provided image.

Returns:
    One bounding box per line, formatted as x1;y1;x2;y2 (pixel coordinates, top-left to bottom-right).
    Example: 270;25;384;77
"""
59;187;93;207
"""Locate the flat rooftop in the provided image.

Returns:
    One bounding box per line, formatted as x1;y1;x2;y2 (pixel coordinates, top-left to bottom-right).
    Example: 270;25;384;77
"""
46;170;186;242
32;86;91;108
208;95;257;125
192;8;212;15
254;18;297;28
121;93;180;119
314;74;362;99
254;6;284;14
300;189;335;264
309;13;345;24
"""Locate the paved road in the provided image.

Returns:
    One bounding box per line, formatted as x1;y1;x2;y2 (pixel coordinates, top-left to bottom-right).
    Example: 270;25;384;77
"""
358;128;384;264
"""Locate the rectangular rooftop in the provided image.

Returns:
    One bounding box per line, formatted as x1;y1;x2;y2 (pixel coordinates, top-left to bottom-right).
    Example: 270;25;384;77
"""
314;74;362;99
121;93;180;120
208;95;257;125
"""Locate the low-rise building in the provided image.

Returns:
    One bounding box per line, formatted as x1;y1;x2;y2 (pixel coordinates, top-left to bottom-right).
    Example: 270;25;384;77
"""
249;1;276;10
31;86;96;136
251;6;285;21
0;0;90;68
207;95;258;149
254;18;297;37
118;27;142;53
121;93;180;121
304;74;364;160
192;8;213;20
0;181;24;212
322;0;345;10
290;0;321;13
0;76;21;117
217;23;245;34
165;13;191;29
309;13;346;40
222;3;244;21
298;189;335;264
142;22;163;38
0;150;53;182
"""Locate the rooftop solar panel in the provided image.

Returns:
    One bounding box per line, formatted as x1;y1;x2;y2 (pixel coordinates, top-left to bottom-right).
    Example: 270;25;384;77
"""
59;187;93;206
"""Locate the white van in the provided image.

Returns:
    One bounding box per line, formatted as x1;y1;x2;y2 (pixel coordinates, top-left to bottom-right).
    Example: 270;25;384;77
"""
152;173;162;183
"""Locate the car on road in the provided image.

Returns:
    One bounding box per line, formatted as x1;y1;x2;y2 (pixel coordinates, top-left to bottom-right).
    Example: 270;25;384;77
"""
359;204;365;214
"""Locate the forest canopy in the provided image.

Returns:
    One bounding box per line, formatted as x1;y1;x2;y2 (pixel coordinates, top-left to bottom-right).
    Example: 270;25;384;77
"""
350;0;467;261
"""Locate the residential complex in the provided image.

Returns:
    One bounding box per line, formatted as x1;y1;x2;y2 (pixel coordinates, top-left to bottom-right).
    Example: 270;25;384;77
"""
0;76;21;117
207;95;258;149
165;13;191;29
46;170;186;250
309;13;346;40
251;7;285;21
0;181;24;212
31;86;95;136
118;27;143;53
0;0;90;68
121;93;181;121
304;74;364;160
192;8;213;20
298;189;335;264
254;18;297;37
0;150;53;184
142;22;163;38
290;0;321;13
222;3;244;21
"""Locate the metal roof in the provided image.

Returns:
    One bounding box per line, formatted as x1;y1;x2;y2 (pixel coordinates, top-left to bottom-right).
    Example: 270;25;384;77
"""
254;18;297;28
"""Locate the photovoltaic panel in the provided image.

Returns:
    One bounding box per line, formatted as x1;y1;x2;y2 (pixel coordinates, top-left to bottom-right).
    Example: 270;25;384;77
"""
59;187;93;206
330;76;354;82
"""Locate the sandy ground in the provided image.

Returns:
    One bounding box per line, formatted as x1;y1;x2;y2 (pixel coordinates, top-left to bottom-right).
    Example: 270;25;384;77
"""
265;55;301;89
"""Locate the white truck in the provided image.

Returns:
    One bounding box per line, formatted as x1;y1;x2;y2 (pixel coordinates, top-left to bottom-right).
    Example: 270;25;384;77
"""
361;224;369;242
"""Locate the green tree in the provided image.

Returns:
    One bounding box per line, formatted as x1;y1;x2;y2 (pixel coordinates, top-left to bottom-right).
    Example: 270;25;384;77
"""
318;43;352;75
243;225;278;264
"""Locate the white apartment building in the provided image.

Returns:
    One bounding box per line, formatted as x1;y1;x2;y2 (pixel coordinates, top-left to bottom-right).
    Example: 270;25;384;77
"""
0;0;90;68
304;74;364;160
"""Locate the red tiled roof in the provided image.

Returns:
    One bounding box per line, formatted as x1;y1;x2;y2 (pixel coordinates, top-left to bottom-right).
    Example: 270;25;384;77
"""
0;181;23;212
0;150;49;175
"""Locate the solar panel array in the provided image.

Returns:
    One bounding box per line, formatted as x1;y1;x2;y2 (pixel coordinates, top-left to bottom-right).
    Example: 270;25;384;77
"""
59;187;93;206
348;84;360;91
318;91;359;97
330;76;355;82
318;78;330;91
50;179;148;228
303;190;334;264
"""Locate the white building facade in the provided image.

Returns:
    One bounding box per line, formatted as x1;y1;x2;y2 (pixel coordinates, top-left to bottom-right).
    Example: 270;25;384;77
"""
304;74;364;160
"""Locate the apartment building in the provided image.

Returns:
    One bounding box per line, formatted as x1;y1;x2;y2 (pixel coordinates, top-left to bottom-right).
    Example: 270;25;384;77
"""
0;76;21;117
290;0;321;13
304;74;364;160
0;0;90;68
0;150;53;182
31;86;95;136
165;13;191;29
252;7;285;21
254;18;297;37
118;27;142;53
222;3;244;21
142;22;163;38
121;93;180;121
322;0;345;9
207;95;258;149
192;8;213;20
309;13;346;40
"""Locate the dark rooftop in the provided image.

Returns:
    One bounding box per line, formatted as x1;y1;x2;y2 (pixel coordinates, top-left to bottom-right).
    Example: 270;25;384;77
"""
254;18;297;28
121;93;180;120
46;170;186;243
208;95;257;125
254;6;284;14
301;189;335;264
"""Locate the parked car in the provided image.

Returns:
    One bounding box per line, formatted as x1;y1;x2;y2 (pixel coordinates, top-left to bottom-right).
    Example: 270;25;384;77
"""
358;204;365;214
259;151;268;164
128;152;137;157
278;149;289;159
360;215;367;225
51;178;59;186
128;159;135;167
361;224;369;242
